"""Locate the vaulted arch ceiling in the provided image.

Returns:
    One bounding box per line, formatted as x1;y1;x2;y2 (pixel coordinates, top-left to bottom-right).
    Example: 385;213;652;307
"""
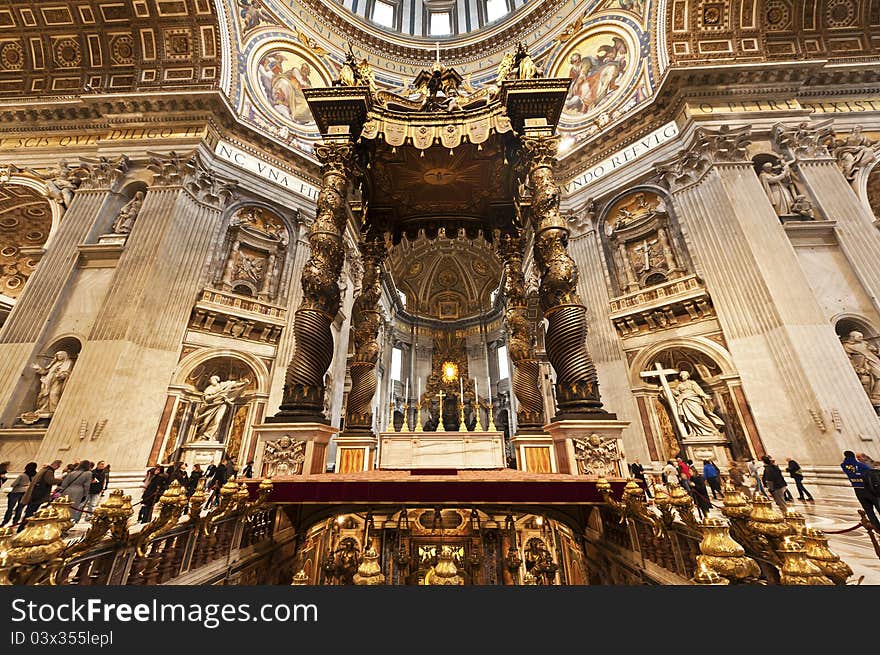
0;0;223;97
664;0;880;66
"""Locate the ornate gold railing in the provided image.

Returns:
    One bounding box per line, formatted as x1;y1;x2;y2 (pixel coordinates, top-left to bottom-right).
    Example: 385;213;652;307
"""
594;478;854;585
0;479;279;586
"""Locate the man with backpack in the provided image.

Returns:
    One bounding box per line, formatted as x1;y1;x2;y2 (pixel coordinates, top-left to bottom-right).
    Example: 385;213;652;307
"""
841;450;880;530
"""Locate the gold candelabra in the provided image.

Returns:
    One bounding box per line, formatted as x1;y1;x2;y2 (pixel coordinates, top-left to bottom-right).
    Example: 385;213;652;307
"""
415;399;424;432
487;402;498;432
403;402;411;432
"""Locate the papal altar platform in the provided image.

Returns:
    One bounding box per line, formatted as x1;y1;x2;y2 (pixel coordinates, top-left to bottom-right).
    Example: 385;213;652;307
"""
244;469;629;506
378;430;505;470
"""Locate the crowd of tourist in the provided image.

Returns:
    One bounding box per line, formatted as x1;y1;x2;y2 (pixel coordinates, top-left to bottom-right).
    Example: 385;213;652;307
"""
630;450;880;529
0;454;260;533
0;458;110;533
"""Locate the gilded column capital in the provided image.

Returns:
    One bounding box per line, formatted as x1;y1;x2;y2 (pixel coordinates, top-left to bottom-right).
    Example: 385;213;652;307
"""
656;125;752;192
520;134;561;167
314;141;358;178
772;119;836;162
79;154;130;191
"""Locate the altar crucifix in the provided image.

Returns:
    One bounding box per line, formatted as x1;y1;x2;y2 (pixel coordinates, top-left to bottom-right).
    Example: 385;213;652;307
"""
640;362;688;446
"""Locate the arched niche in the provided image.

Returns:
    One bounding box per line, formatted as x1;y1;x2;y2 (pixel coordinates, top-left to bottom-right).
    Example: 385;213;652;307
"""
17;335;83;426
214;204;291;302
834;314;880;414
153;349;270;468
0;180;58;306
629;338;760;465
596;187;691;297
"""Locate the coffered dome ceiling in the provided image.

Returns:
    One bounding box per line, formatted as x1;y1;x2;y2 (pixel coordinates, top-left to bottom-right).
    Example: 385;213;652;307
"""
387;232;502;321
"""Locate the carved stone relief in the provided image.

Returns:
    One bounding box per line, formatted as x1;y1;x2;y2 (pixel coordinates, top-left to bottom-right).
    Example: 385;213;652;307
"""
572;433;621;477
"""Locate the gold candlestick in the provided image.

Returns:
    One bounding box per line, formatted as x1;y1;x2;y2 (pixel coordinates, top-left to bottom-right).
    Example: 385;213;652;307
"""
488;403;498;432
415;399;424;432
388;400;396;432
459;403;467;432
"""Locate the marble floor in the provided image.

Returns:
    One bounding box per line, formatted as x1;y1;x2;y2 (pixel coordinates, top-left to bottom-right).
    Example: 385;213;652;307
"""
698;489;880;585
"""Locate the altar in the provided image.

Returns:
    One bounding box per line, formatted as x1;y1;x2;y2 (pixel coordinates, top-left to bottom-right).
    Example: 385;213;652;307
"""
378;431;506;470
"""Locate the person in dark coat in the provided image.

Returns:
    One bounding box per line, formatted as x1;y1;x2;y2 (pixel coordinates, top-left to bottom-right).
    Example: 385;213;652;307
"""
629;459;652;498
689;470;713;519
187;464;203;497
242;461;254;479
841;450;880;530
138;466;167;523
785;458;814;501
761;455;789;514
2;462;37;526
19;459;63;531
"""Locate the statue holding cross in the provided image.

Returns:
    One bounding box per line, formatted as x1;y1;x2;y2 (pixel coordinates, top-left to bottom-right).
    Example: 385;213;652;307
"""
641;362;725;442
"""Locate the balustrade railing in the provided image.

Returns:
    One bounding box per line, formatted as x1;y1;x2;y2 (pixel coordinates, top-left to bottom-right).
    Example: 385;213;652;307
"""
0;479;279;586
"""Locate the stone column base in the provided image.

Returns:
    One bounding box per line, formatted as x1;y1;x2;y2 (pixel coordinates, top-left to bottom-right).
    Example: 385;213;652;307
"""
251;422;336;477
543;419;631;476
334;432;377;473
510;431;557;473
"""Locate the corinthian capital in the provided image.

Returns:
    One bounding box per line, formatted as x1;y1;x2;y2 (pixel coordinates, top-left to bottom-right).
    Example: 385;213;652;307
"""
521;134;561;167
772;119;835;161
79;154;130;190
656;125;751;191
147;150;191;186
315;141;357;177
183;153;238;208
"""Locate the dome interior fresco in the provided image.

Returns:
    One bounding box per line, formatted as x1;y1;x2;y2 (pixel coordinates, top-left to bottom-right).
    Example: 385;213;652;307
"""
0;185;52;301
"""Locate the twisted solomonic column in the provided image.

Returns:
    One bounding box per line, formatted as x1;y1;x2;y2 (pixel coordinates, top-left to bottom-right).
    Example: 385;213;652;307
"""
520;134;611;419
498;232;544;430
344;232;388;432
272;141;356;422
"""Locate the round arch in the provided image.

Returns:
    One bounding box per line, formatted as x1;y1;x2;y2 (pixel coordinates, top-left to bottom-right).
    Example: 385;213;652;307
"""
170;347;271;395
629;336;736;387
832;312;880;341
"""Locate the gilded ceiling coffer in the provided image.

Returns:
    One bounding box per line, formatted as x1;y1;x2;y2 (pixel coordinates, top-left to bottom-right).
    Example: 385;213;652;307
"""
344;231;389;432
271;139;357;423
498;231;544;430
519;131;613;420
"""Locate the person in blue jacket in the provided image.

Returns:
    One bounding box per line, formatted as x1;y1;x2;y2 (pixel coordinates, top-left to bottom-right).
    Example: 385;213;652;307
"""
841;450;880;530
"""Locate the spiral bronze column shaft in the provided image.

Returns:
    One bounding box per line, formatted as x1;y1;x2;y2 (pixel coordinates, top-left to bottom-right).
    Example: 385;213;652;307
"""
271;140;356;423
343;234;388;432
498;232;545;430
520;134;610;419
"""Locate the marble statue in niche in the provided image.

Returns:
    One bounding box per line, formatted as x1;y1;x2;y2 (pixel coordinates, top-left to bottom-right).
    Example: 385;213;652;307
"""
672;371;725;437
112;191;144;234
191;375;250;442
841;330;880;410
262;435;306;477
20;351;75;423
757;159;814;219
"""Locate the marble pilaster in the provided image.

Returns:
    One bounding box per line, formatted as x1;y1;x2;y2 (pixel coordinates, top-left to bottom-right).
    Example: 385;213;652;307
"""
658;125;879;465
0;161;125;426
33;152;237;470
